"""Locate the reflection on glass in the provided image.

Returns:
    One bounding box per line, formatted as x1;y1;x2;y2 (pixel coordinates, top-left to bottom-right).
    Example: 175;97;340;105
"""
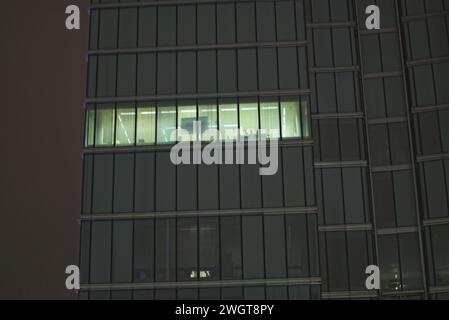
178;105;197;141
219;103;238;141
85;108;95;147
239;102;259;141
281;100;301;139
116;106;136;146
95;107;115;146
136;105;156;145
157;105;176;144
260;101;280;140
199;104;218;141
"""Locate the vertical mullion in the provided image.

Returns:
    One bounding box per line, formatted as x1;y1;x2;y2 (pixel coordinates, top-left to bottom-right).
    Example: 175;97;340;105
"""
352;0;382;299
394;0;429;298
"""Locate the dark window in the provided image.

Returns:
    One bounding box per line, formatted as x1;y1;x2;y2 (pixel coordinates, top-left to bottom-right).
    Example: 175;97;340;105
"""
118;8;137;48
177;218;198;281
199;218;220;281
138;7;156;47
430;225;449;286
197;4;216;45
97;55;117;97
178;52;196;94
256;2;276;42
155;219;176;282
220;217;242;280
264;216;287;278
242;216;265;279
276;1;296;41
236;3;256;43
424;161;449;219
99;9;118;49
178;5;196;46
134;220;154;283
112;220;133;283
217;3;235;44
90;221;112;284
113;153;134;213
286;215;309;277
137;53;156;96
92;154;113;213
158;6;176;46
325;232;349;291
322;168;345;224
157;53;176;94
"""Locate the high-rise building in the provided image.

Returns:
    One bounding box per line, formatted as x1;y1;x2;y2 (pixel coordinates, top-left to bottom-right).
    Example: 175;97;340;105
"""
79;0;449;300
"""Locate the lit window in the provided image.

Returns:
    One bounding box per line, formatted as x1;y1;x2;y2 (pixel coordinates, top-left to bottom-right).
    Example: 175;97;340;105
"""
198;103;218;141
95;106;115;147
239;101;259;141
136;105;156;145
281;100;301;139
178;104;197;141
260;100;280;140
85;108;95;147
116;105;136;146
219;102;238;141
301;100;311;138
157;104;176;144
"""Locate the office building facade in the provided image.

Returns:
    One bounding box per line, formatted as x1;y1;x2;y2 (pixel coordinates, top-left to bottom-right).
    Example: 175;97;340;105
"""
79;0;449;300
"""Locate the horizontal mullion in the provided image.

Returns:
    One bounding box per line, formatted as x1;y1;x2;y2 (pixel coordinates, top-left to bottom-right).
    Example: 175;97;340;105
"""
81;277;322;291
89;40;309;55
83;139;315;154
371;164;413;173
416;152;449;163
411;103;449;114
91;0;296;10
407;55;449;67
306;21;356;29
358;27;398;35
318;224;372;232
314;161;368;169
367;116;408;125
86;89;312;104
376;226;419;235
311;112;364;120
80;206;318;221
321;291;378;299
363;71;402;79
422;218;449;227
308;66;360;73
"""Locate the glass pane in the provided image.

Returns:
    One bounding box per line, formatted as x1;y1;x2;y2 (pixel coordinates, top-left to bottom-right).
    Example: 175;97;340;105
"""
219;103;238;141
157;105;176;144
260;101;280;140
239;101;259;141
281;100;301;139
95;107;115;147
301;100;311;138
178;105;197;141
85;108;95;147
116;106;136;146
199;103;218;141
136;105;156;145
134;220;154;283
177;218;198;281
199;217;220;281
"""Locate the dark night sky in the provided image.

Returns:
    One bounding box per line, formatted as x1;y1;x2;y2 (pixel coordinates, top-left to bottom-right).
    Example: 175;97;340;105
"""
0;0;89;299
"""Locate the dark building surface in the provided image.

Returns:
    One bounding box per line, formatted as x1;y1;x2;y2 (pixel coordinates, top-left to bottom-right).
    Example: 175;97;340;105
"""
0;0;88;299
80;0;449;300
